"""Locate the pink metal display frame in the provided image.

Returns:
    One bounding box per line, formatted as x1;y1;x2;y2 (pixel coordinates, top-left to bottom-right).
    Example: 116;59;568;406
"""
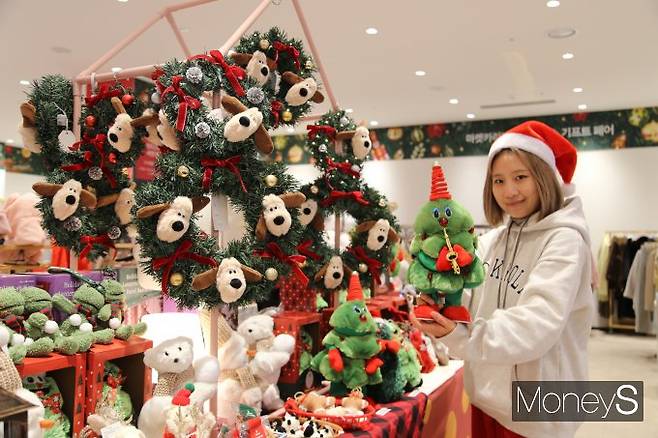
71;0;340;422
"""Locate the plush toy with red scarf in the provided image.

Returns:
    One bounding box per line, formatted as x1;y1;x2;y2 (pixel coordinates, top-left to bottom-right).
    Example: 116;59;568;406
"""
408;163;485;323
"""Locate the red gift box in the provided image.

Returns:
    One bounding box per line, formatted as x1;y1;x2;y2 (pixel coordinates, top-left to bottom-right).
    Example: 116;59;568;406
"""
278;276;317;313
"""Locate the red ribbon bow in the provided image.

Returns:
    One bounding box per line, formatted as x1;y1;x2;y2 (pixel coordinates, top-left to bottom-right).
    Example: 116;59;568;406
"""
79;234;116;260
254;242;308;287
161;75;202;131
307;125;336;140
296;239;321;261
106;374;125;389
436;244;474;272
272;41;301;70
271;100;283;127
326;157;360;177
40;393;62;414
189;50;246;96
152;69;165;93
320;190;369;207
200;156;246;192
62;133;117;188
1;315;24;335
151;240;218;295
347;246;383;286
85;83;122;108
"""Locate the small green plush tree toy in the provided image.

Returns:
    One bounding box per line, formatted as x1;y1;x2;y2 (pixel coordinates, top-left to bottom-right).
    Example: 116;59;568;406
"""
408;163;485;322
101;362;134;421
311;273;392;395
22;373;71;438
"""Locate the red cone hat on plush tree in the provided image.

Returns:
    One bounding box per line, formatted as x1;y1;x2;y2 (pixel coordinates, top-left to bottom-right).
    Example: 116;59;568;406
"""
347;272;364;301
429;162;451;201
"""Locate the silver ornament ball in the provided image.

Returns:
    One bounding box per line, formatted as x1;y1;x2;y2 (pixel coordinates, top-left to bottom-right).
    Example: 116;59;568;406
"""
185;66;204;84
195;122;211;138
108;226;122;240
265;267;278;281
88;167;103;180
151;92;161;104
340;117;349;126
246;87;265;105
318;145;327;153
63;217;82;231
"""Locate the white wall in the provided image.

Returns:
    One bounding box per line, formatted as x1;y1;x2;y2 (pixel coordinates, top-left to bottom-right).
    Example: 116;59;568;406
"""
3;172;44;199
287;146;658;253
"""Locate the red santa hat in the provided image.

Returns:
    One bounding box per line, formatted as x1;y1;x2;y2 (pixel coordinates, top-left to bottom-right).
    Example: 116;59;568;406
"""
488;121;577;195
429;163;451;201
347;272;364;301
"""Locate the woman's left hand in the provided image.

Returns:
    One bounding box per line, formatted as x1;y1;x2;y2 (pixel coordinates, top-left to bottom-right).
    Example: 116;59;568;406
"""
409;309;457;338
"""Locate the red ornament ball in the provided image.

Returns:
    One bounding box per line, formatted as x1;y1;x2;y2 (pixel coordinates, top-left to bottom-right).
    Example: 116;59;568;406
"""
84;115;96;127
121;94;134;106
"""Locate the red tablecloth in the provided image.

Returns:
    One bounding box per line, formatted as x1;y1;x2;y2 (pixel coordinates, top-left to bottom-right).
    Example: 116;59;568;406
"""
421;367;470;438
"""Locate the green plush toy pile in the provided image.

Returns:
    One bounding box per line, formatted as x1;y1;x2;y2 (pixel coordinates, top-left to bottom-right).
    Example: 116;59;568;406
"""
23;373;71;438
311;273;398;395
408;163;485;323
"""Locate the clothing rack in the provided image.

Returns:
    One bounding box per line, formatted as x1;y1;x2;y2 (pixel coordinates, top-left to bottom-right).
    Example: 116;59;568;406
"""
600;230;658;332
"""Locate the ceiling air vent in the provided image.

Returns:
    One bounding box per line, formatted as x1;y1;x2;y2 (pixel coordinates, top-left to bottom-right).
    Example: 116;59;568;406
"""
480;99;556;109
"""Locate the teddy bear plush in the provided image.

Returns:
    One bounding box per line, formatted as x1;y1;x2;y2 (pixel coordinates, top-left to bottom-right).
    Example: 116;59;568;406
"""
0;193;47;264
0;287;54;362
215;315;263;425
96;279;147;340
237;314;295;410
21;287;79;355
138;336;219;438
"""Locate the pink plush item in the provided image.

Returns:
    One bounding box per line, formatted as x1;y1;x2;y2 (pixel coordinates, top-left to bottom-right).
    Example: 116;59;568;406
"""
0;210;10;237
0;193;47;263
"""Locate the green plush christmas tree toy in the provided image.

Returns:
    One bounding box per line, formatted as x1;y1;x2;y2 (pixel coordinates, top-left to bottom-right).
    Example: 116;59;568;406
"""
22;373;71;438
408;163;485;322
101;362;133;421
311;273;389;395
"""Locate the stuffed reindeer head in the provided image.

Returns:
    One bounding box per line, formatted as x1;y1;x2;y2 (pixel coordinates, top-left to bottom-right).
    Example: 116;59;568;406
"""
107;97;159;153
256;192;306;240
298;198;324;230
315;255;351;290
18;102;42;153
221;96;273;154
355;218;399;251
157;109;181;151
33;179;96;221
281;72;324;106
191;257;263;303
136;196;209;243
230;51;276;86
96;184;136;226
336;126;372;160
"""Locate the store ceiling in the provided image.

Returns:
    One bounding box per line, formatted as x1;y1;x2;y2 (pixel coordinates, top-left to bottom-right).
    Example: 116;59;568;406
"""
2;0;658;146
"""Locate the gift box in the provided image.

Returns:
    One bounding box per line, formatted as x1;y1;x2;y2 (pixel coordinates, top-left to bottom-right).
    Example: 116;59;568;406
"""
278;276;318;313
114;267;149;296
85;337;153;418
273;311;322;398
16;353;86;436
0;274;36;288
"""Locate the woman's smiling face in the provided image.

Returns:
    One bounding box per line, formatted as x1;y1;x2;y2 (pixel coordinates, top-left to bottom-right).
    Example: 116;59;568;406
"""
491;150;540;220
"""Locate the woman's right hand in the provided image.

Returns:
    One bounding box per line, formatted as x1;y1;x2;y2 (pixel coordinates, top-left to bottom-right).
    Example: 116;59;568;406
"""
409;309;457;338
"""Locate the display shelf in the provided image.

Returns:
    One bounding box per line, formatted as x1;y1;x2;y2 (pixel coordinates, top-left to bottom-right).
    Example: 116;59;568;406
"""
85;337;152;420
16;353;86;436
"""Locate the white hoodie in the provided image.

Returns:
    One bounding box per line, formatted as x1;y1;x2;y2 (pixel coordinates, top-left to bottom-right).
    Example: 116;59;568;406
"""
441;196;594;438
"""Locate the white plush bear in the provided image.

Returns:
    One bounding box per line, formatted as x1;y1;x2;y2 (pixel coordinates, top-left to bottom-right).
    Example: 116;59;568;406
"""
156;197;193;243
223;107;263;142
351;126;372;160
261;194;292;237
138;337;219;438
157;109;181;151
216;316;263;425
245;51;270;86
298;198;318;227
237;314;295;410
115;187;135;226
315;255;348;290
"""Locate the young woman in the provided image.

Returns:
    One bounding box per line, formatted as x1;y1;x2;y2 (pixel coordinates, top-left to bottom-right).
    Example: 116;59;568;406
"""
411;121;594;437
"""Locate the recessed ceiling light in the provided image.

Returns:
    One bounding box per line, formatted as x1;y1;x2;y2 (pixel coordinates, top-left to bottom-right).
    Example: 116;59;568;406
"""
546;0;560;7
562;52;574;60
6;139;14;144
573;87;583;93
111;67;123;73
415;70;426;77
19;80;30;86
466;113;475;119
345;108;354;113
117;0;129;3
365;27;378;35
449;98;459;105
369;120;379;127
547;27;576;39
578;104;587;110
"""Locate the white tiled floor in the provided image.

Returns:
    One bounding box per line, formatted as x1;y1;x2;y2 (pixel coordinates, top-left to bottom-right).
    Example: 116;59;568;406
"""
577;330;658;437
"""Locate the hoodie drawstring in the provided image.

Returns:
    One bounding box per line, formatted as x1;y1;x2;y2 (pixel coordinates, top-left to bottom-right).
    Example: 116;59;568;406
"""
496;217;529;309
